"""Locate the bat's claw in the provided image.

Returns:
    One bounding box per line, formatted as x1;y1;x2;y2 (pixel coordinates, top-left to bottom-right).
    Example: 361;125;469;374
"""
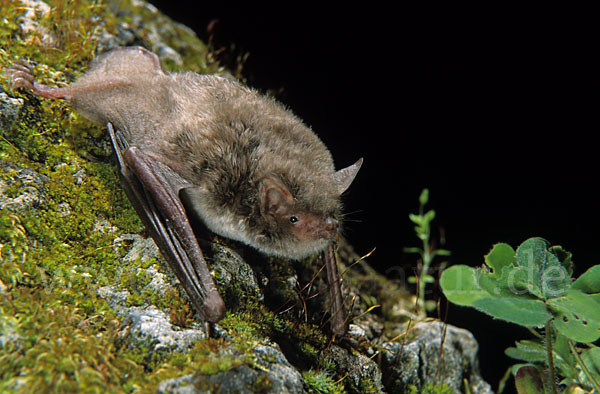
5;59;35;91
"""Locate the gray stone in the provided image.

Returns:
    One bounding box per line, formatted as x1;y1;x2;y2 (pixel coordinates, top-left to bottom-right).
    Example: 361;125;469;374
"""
157;342;306;394
0;92;24;130
97;285;206;353
17;0;56;47
114;233;163;263
208;243;264;307
0;162;49;212
325;344;385;393
0;312;22;351
380;320;493;394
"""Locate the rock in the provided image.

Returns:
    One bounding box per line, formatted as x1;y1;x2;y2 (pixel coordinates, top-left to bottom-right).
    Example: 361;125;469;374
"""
0;92;24;130
114;233;163;263
207;242;265;307
98;285;206;353
380;320;493;394
325;344;385;393
0;162;49;212
0;313;21;350
157;342;306;394
93;217;118;233
17;0;57;47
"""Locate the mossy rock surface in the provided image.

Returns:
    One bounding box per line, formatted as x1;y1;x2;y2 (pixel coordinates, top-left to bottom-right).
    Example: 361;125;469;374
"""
0;1;492;392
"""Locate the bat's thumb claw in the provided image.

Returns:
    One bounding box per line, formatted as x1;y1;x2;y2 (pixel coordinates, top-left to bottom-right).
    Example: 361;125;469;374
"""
202;290;226;323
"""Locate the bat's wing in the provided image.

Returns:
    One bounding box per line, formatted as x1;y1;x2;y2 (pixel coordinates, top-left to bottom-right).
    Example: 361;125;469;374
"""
108;123;225;323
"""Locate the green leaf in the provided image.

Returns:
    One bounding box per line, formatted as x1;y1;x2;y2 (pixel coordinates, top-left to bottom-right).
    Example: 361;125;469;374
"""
496;265;539;297
516;237;550;268
423;209;435;223
547;289;600;342
472;297;552;327
431;249;451;258
514;365;544;394
572;265;600;294
512;238;570;299
549;245;573;276
403;247;423;255
422;274;435;283
478;267;526;298
514;238;549;298
581;347;600;377
484;243;516;278
590;293;600;306
440;265;490;306
408;213;422;225
418;188;429;206
553;332;575;370
505;340;547;363
540;251;570;299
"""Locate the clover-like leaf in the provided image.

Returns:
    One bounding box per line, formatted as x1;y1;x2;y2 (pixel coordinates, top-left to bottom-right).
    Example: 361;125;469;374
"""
516;238;550;269
549;245;573;277
439;265;490;306
581;348;600;377
547;289;600;343
472;297;552;327
484;243;515;279
572;265;600;294
540;251;569;299
512;238;570;300
496;265;537;297
478;267;524;298
514;365;544;394
505;340;546;363
514;238;550;298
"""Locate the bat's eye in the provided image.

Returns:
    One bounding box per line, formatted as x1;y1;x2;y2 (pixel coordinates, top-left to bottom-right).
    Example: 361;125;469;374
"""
289;215;299;224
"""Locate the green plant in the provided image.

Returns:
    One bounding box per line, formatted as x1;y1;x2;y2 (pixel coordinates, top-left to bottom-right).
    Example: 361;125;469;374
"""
404;189;450;313
440;237;600;393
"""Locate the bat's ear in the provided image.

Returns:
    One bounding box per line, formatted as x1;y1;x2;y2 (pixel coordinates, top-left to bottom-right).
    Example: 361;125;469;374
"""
260;176;294;216
334;157;363;194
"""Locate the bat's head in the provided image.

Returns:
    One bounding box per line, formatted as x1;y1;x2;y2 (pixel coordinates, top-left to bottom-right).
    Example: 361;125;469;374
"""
255;158;363;259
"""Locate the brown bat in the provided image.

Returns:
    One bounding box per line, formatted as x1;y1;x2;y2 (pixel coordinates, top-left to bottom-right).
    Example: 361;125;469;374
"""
5;47;362;335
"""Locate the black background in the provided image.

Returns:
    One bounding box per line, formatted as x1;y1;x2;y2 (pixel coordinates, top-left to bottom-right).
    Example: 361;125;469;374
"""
147;2;596;390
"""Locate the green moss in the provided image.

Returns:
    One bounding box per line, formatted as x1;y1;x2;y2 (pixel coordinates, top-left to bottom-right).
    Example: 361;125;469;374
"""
303;370;345;394
251;373;274;393
0;0;229;391
356;378;381;394
406;383;454;394
0;286;146;392
0;213;28;267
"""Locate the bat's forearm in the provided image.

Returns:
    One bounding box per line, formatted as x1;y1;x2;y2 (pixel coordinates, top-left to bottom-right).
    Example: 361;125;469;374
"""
325;243;348;336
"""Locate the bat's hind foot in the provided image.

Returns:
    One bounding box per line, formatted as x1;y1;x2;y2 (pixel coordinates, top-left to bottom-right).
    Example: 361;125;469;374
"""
5;59;35;90
4;59;70;100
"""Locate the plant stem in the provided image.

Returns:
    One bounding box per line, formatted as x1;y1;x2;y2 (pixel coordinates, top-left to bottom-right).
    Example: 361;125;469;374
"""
418;239;431;311
568;340;600;393
417;198;429;311
545;320;558;394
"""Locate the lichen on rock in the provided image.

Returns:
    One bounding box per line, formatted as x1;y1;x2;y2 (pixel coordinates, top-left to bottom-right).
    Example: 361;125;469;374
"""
0;1;493;392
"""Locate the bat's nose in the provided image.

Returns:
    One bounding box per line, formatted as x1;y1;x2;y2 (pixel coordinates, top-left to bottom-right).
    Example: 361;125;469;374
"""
319;217;338;239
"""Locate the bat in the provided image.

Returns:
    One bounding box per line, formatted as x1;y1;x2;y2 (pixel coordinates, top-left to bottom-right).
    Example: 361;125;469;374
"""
5;46;362;335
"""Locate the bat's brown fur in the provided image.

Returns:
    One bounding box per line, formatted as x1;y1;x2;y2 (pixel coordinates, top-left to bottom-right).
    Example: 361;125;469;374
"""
43;47;361;259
